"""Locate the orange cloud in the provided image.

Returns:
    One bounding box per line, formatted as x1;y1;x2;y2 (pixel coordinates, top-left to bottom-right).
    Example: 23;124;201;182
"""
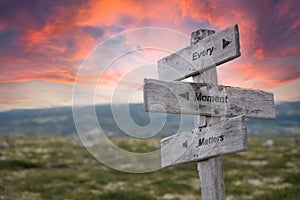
0;0;299;109
0;54;77;84
220;57;300;91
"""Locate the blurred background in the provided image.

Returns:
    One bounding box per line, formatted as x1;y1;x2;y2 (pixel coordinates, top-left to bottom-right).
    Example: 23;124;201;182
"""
0;0;299;199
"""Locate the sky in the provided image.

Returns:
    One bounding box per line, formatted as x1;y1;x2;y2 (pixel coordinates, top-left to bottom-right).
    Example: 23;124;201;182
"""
0;0;299;111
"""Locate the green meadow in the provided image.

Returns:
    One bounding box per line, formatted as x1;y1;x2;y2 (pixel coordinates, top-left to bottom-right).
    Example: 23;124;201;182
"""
0;136;299;200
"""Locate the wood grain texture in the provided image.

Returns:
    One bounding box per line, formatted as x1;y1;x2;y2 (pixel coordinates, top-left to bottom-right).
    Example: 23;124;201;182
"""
143;78;275;119
190;29;216;45
158;24;240;81
197;158;225;200
160;115;248;168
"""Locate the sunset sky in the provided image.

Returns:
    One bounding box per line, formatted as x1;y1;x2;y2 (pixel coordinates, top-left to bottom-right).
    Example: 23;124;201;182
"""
0;0;299;111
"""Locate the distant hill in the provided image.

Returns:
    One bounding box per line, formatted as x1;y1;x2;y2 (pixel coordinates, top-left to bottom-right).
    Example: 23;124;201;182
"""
246;101;300;136
0;101;299;137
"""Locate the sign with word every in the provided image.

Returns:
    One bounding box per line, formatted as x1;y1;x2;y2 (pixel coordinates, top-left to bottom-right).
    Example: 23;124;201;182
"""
158;24;240;81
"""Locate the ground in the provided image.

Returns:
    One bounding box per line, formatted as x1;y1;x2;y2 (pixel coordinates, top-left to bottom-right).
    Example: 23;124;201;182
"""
0;136;299;200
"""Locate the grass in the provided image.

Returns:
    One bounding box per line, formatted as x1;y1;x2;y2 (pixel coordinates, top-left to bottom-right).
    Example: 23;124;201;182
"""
152;179;194;195
0;136;299;199
0;159;42;170
252;187;300;200
98;190;156;200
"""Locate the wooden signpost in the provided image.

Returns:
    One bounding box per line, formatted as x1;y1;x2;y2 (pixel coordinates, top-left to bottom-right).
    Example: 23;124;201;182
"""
143;24;276;200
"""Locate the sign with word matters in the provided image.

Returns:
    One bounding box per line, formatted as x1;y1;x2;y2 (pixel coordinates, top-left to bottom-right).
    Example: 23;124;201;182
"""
144;78;275;119
158;24;240;81
161;115;247;167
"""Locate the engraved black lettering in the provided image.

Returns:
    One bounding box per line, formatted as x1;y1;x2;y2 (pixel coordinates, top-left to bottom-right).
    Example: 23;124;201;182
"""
195;92;202;101
192;52;197;61
220;97;224;103
219;135;224;141
207;96;213;102
213;137;218;143
204;139;208;145
215;96;219;102
208;47;214;55
192;46;215;61
198;135;225;147
199;138;205;146
194;92;228;104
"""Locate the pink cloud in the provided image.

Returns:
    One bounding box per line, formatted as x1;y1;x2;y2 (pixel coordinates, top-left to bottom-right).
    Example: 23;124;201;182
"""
0;0;299;110
4;0;299;87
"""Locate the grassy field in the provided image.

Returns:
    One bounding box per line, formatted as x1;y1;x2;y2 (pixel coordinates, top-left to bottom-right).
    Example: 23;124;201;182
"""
0;136;299;200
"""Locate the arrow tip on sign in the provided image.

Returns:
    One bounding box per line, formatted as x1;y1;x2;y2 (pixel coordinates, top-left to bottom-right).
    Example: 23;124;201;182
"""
183;140;188;148
179;92;189;100
222;39;232;49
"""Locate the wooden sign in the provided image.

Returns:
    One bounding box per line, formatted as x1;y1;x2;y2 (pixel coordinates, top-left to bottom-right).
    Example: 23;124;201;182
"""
161;115;247;167
158;24;241;81
144;78;275;119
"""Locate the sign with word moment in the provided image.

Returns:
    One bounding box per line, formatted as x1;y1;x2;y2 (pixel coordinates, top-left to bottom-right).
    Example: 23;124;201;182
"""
160;115;247;167
158;24;240;81
144;78;275;120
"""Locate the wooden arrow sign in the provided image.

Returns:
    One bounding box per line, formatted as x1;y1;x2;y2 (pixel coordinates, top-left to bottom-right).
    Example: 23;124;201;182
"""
158;24;240;81
161;115;247;167
143;78;276;119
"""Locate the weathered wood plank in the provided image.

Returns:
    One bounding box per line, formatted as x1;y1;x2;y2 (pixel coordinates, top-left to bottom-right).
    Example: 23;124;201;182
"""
158;24;240;81
160;115;248;167
143;78;275;119
197;158;225;200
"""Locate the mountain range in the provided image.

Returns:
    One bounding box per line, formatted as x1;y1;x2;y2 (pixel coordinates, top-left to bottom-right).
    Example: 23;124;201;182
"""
0;101;299;137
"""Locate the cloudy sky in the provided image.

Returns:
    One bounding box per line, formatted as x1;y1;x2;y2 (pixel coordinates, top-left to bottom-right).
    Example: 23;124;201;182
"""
0;0;299;111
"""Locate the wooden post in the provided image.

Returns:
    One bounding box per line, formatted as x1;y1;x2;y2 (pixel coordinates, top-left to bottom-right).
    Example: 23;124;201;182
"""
191;29;226;200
